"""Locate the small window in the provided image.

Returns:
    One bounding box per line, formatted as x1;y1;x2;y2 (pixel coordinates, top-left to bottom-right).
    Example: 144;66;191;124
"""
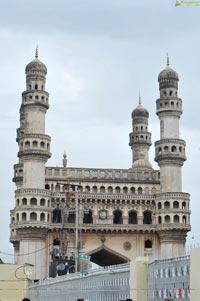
145;240;152;249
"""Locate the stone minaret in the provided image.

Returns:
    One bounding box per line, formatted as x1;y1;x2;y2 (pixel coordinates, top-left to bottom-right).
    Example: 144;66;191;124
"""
129;96;152;170
10;48;51;279
155;56;191;258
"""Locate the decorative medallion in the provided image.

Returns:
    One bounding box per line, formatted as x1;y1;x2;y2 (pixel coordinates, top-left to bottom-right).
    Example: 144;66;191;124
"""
123;241;132;251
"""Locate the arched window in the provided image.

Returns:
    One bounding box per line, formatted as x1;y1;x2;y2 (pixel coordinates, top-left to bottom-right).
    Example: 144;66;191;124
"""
52;207;62;223
158;216;162;224
164;215;170;223
138;187;143;194
40;213;45;221
128;210;137;224
45;184;50;190
113;210;123;224
174;215;179;223
35;84;38;90
123;187;128;194
158;202;162;209
83;210;93;224
30;198;37;206
164;201;170;209
92;186;97;193
32;140;38;147
16;199;20;206
108;186;113;193
115;186;121;193
100;186;105;193
40;141;45;148
143;211;152;224
164;146;169;152
16;213;19;221
173;201;179;208
171;145;177;152
183;215;187;224
182;201;186;209
25;141;30;148
85;185;90;192
130;187;135;194
55;184;60;193
30;212;37;221
22;198;27;205
40;198;45;206
22;212;26;221
152;187;156;194
145;240;152;249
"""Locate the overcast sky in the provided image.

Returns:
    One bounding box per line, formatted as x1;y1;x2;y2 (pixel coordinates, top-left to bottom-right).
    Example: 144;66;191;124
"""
0;0;200;262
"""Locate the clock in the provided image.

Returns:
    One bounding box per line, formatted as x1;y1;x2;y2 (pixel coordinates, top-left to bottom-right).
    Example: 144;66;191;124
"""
99;210;107;220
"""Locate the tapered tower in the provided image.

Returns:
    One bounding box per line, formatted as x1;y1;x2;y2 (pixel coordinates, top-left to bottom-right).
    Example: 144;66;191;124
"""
129;96;152;170
10;48;51;279
155;56;191;257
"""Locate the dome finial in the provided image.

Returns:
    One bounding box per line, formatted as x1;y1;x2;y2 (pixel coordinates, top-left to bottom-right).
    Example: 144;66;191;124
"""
35;45;39;59
166;52;170;68
138;93;142;105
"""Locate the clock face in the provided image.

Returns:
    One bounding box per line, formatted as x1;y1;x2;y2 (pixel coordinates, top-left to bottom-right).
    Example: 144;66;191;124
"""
99;210;107;220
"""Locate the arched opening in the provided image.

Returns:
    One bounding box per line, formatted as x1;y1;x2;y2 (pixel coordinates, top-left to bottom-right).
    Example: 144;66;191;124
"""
108;186;113;193
145;240;152;249
100;186;105;193
40;198;45;206
143;211;152;224
182;201;186;209
16;213;19;221
173;201;179;209
16;199;20;206
164;215;170;223
55;184;60;193
128;210;137;224
123;187;128;194
138;187;143;194
40;213;45;221
130;187;135;194
22;198;27;205
35;84;38;90
92;186;97;193
152;187;156;194
32;140;38;147
45;184;50;190
158;216;162;224
30;212;37;221
158;202;162;209
25;141;30;148
115;186;121;193
89;247;128;266
164;146;169;152
183;215;187;224
30;198;37;206
22;212;26;221
40;141;45;148
174;215;179;223
83;210;93;224
171;145;177;152
52;207;62;223
113;210;123;224
164;201;170;209
85;185;90;192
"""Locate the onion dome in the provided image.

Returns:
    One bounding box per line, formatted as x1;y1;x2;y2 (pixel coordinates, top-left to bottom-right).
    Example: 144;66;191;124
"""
25;46;47;75
158;54;179;82
131;96;149;118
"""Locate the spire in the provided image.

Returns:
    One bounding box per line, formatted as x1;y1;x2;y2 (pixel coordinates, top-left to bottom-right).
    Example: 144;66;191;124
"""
35;45;39;59
138;93;142;106
63;150;67;168
166;53;170;68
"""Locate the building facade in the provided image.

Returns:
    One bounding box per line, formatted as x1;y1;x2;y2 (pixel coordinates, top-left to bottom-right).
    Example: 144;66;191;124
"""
10;51;191;279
